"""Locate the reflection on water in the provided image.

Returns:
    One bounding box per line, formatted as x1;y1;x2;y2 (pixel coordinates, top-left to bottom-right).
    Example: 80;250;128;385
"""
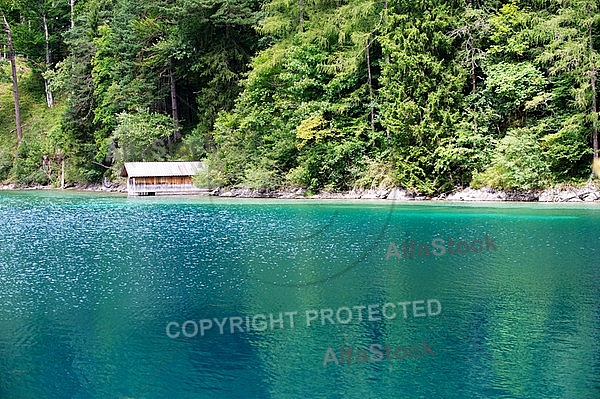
0;191;599;398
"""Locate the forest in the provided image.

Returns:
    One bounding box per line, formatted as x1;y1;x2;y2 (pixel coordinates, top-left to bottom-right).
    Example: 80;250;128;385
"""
0;0;599;195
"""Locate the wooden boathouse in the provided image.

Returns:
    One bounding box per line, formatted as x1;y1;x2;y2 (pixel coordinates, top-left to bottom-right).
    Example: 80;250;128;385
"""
121;161;205;196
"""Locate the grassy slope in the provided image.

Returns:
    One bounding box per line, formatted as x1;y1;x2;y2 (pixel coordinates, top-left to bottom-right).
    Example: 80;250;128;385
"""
0;59;65;185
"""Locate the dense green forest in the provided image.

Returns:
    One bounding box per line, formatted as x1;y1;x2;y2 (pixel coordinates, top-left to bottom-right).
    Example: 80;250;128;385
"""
0;0;599;194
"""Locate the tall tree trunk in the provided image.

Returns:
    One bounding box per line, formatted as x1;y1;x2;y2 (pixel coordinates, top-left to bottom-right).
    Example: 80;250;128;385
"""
42;14;53;108
169;62;181;140
590;23;598;159
70;0;75;28
592;67;598;159
61;155;65;189
3;15;22;147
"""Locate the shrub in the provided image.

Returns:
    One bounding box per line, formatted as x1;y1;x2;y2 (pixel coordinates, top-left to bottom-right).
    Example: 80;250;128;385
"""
472;128;551;190
0;150;13;182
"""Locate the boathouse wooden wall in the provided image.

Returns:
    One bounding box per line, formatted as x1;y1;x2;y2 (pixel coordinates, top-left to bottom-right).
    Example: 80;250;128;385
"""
122;162;205;196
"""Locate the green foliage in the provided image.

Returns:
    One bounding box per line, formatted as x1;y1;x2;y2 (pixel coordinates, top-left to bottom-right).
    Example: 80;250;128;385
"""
481;62;547;120
244;163;280;190
0;150;13;182
487;2;532;58
473;127;551;190
352;157;395;189
108;110;174;163
542;114;592;178
296;137;367;191
379;0;465;194
285;165;311;188
192;154;228;188
11;140;50;186
209;0;387;192
433;125;494;190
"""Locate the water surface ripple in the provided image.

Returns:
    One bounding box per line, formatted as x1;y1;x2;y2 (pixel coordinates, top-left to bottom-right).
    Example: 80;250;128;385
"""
0;191;598;398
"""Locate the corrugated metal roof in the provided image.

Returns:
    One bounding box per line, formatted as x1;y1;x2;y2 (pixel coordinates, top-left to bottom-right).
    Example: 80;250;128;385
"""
122;162;204;177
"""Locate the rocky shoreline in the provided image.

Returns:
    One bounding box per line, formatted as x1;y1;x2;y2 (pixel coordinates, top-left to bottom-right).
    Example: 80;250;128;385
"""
2;181;600;202
0;182;127;193
211;183;600;202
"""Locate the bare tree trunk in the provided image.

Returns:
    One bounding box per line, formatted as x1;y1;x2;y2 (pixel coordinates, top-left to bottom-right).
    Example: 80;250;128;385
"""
61;156;65;189
169;62;181;141
42;14;53;108
70;0;75;28
590;23;598;159
469;36;477;94
3;15;22;147
592;68;598;159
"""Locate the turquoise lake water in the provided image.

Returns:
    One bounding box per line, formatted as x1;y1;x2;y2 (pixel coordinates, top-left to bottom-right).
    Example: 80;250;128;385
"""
0;190;599;398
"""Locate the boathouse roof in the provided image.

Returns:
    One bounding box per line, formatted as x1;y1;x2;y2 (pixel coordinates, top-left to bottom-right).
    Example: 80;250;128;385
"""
121;162;204;178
